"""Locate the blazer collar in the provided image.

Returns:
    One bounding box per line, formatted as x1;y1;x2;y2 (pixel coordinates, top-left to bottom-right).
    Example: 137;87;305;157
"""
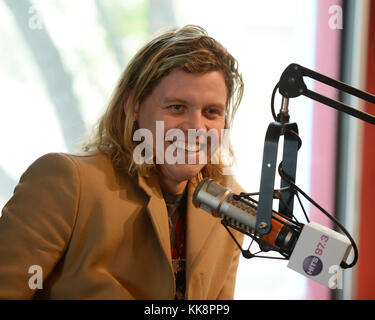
138;174;172;265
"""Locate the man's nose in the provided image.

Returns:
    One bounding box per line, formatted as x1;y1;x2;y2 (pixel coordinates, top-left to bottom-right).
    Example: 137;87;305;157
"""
183;110;207;131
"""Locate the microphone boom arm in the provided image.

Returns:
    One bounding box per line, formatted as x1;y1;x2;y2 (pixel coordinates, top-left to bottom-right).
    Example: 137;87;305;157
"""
278;63;375;124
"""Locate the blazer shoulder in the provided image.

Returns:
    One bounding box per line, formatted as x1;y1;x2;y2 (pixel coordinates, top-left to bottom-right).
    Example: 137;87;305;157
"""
18;152;81;184
59;151;122;178
57;151;112;170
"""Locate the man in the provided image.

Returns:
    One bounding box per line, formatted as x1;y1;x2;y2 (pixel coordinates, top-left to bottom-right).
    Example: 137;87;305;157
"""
0;25;244;299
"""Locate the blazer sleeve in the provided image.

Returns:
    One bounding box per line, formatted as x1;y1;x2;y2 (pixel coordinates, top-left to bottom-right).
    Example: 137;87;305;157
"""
0;153;80;299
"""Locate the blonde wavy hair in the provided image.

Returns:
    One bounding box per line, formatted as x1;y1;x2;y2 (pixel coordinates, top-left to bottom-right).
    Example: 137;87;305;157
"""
81;25;244;182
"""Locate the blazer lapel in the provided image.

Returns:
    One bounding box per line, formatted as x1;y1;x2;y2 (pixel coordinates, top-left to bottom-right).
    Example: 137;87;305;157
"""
138;175;172;266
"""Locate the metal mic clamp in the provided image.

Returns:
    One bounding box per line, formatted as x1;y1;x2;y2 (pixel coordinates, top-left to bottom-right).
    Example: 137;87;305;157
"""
256;99;301;236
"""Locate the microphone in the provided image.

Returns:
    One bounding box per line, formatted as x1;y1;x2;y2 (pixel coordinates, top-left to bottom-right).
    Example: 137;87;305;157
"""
193;178;353;288
192;178;300;257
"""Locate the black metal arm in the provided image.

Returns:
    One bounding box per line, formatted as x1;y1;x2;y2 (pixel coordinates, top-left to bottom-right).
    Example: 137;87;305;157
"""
278;63;375;124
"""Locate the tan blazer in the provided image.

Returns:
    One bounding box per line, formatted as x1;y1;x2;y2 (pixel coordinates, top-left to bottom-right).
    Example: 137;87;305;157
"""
0;152;243;299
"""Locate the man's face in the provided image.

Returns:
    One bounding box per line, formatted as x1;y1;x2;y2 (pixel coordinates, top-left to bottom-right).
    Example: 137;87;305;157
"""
135;69;227;192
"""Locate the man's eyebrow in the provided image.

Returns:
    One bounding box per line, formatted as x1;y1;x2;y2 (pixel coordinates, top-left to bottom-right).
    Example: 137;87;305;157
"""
162;97;225;109
161;97;190;105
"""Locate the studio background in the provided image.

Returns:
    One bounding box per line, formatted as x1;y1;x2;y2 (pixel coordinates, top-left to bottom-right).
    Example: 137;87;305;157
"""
1;0;373;299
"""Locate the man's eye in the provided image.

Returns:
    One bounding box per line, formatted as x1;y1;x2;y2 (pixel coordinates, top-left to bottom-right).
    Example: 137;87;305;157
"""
168;105;184;111
205;108;221;115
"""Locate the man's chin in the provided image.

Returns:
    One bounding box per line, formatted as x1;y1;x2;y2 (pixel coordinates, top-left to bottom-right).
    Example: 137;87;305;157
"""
161;163;205;181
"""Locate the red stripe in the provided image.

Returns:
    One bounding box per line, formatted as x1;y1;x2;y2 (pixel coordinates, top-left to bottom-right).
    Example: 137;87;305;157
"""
356;0;375;299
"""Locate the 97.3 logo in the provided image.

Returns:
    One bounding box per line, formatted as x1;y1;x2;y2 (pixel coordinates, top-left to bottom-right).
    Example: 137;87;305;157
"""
303;234;329;276
302;234;343;289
